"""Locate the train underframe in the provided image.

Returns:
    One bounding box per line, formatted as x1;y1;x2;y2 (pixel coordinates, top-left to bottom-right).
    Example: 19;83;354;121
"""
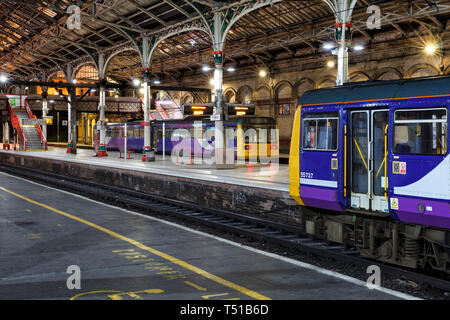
299;207;450;274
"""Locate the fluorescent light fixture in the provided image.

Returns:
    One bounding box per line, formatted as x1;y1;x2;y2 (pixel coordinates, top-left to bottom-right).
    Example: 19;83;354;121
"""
323;43;335;50
132;78;141;87
202;65;212;72
226;66;236;72
353;44;364;51
153;80;161;84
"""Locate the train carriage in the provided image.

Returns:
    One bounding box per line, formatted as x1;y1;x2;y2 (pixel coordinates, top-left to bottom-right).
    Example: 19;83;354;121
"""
96;116;279;161
290;76;449;272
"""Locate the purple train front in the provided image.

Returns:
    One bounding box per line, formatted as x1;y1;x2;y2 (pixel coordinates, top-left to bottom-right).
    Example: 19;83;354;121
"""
289;76;449;272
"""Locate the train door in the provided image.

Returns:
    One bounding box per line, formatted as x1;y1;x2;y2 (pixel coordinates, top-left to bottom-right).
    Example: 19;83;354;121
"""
350;109;389;212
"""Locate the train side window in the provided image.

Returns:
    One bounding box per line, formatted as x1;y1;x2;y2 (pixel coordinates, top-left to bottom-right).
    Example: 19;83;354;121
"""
394;108;448;155
127;127;134;138
302;113;339;151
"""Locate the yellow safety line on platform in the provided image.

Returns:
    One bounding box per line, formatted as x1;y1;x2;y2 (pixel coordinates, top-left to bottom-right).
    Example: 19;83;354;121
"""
0;185;270;301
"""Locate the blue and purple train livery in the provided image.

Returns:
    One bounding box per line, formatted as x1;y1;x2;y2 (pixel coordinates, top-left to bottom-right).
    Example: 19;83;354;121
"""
290;76;449;230
97;116;278;160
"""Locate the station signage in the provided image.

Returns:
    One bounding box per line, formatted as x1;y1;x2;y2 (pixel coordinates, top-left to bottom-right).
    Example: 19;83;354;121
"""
22;118;53;126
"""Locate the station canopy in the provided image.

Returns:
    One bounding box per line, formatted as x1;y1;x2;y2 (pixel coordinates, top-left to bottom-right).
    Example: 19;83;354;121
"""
0;0;449;84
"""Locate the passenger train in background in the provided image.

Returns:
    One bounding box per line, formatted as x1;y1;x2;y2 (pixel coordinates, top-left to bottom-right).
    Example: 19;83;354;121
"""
96;116;279;161
289;76;449;273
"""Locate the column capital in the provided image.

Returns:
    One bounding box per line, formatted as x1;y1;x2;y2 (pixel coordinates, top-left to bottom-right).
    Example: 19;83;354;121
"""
334;22;352;43
213;51;224;65
142;68;152;80
98;78;107;87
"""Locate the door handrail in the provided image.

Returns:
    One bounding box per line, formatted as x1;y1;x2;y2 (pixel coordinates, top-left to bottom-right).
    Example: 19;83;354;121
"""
384;124;389;203
353;137;368;170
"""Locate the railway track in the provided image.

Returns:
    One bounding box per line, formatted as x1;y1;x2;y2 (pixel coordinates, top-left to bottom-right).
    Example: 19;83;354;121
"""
1;163;449;295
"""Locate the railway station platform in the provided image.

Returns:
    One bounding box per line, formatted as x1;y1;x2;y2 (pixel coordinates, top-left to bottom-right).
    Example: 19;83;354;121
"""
0;172;415;300
0;146;295;225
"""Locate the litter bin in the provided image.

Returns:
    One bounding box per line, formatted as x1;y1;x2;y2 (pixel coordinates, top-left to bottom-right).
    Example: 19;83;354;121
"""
145;147;155;162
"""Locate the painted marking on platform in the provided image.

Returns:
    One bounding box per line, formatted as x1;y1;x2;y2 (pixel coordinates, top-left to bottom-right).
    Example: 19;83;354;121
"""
202;293;229;299
70;290;123;300
70;289;164;300
107;289;164;300
27;234;41;239
113;249;189;283
25;209;32;213
0;185;270;301
184;281;207;292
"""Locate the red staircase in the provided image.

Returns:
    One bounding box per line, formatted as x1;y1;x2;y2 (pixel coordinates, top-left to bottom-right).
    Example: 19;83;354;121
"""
6;95;47;151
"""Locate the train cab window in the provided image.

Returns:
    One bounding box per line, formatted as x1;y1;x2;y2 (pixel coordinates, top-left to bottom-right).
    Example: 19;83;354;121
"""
302;113;339;151
394;108;448;155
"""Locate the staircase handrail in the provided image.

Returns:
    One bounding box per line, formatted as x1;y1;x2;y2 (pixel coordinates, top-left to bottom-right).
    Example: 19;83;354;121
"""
24;98;47;149
6;100;28;150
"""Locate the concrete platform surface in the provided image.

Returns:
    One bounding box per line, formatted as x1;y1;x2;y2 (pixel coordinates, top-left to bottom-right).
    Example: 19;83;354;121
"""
0;146;289;192
0;172;416;300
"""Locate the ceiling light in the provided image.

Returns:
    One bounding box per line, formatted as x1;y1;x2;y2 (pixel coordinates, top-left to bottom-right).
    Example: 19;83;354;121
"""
327;60;335;68
227;66;236;72
153;80;161;85
259;70;267;77
353;44;364;51
202;65;212;72
0;74;7;83
132;78;141;87
425;43;438;55
323;43;335;50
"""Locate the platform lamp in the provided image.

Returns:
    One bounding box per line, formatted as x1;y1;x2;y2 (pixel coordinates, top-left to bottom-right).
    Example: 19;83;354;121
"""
0;74;7;93
1;74;9;150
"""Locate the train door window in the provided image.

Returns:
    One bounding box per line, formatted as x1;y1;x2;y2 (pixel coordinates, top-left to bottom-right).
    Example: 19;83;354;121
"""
351;112;369;195
394;108;448;155
302;113;339;151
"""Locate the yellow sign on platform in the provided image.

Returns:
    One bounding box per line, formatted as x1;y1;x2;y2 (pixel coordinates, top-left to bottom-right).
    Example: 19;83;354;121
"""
43;116;53;125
